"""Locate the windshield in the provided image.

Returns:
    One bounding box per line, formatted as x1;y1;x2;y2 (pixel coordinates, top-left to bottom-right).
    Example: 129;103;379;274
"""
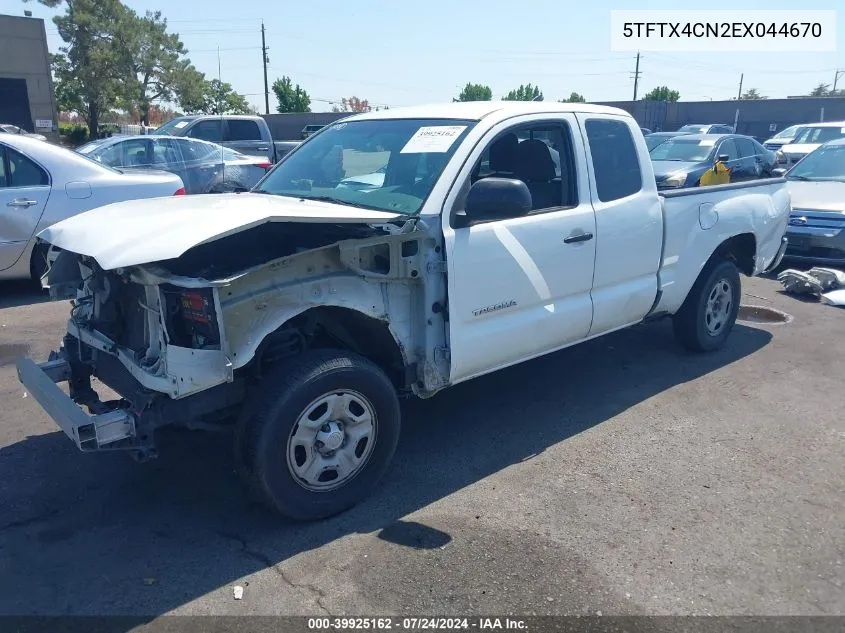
649;138;715;162
645;135;673;151
772;125;801;140
787;145;845;182
791;126;845;145
256;118;475;214
152;117;194;135
678;125;708;133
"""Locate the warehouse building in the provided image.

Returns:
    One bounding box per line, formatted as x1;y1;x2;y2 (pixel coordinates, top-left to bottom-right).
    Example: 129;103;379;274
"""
0;13;58;138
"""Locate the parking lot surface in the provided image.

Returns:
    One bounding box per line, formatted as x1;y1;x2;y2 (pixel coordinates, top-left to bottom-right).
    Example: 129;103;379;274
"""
0;275;843;618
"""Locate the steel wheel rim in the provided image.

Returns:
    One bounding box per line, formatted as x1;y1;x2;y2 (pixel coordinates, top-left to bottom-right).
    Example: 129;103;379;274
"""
286;390;377;492
705;277;733;337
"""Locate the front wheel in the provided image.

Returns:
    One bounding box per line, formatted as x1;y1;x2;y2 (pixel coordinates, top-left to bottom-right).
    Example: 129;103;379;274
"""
672;258;741;352
235;350;401;521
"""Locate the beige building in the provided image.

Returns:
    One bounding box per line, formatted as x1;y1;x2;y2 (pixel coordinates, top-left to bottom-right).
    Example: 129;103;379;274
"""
0;13;57;139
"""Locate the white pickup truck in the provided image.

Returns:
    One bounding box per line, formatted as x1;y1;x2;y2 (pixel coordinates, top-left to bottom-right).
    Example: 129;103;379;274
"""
17;102;789;520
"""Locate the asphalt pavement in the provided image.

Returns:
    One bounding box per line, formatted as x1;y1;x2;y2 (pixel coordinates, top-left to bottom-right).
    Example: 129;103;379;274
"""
0;275;843;620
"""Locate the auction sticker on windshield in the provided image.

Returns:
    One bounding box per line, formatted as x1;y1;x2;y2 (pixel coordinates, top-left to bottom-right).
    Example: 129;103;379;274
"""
174;121;189;129
699;140;716;145
401;126;467;154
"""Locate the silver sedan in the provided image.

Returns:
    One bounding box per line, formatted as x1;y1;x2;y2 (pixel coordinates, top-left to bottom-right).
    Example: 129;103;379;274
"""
77;135;272;194
0;134;184;282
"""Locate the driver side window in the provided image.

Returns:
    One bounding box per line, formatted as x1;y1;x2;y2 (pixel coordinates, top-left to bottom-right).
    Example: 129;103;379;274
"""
456;122;577;224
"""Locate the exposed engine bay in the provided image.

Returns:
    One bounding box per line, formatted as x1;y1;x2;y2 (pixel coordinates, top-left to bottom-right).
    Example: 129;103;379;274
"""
36;216;450;458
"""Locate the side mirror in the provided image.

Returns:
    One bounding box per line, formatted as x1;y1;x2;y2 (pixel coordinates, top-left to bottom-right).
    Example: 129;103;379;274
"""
455;178;532;228
772;167;787;177
717;154;730;163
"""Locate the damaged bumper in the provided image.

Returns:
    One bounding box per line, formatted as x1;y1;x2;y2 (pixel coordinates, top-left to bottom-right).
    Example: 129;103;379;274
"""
16;355;137;451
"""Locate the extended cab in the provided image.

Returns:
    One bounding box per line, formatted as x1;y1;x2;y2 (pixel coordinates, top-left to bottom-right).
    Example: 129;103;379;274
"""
152;115;299;164
18;102;790;521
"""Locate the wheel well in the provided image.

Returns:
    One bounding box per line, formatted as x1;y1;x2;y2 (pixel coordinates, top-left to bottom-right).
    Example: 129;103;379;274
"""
713;233;756;276
253;306;409;391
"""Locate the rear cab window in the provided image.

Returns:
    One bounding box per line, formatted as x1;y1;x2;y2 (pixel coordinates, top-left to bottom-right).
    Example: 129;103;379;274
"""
584;118;642;202
226;120;262;141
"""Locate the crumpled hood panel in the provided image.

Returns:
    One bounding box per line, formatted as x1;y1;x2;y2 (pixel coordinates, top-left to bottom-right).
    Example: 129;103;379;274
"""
38;192;403;270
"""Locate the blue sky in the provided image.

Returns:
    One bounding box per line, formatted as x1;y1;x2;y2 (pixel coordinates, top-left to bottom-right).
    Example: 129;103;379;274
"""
2;0;843;112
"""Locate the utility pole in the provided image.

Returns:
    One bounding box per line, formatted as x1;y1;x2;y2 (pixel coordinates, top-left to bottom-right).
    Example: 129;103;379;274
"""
737;73;744;100
261;21;270;115
632;52;641;101
834;69;844;93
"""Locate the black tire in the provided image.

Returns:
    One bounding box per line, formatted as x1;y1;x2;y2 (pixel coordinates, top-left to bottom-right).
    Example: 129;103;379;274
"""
672;258;741;353
235;350;401;521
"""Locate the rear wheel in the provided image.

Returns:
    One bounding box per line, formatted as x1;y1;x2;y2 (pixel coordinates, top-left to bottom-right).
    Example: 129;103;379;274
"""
672;258;741;352
235;350;401;521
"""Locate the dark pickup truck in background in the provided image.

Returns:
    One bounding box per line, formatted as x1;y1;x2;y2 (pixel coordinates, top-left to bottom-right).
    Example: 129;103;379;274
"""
152;115;299;163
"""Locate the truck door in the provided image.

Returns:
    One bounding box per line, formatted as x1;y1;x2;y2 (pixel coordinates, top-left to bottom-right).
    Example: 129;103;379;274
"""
576;115;664;336
442;115;597;384
0;143;51;271
224;118;270;161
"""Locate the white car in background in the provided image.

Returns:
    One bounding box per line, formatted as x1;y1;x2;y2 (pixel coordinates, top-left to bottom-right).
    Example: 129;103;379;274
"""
0;123;47;142
0;135;185;282
776;121;845;168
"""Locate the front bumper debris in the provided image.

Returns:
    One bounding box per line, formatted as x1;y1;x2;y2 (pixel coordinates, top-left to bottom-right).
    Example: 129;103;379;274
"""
17;356;136;451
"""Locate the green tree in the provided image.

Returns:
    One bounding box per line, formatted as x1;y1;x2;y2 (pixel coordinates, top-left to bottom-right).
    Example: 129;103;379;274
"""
454;83;492;102
50;52;85;115
559;91;586;103
272;76;311;113
809;82;830;97
197;79;252;115
29;0;135;136
503;84;543;101
643;86;680;102
740;88;765;100
122;10;207;125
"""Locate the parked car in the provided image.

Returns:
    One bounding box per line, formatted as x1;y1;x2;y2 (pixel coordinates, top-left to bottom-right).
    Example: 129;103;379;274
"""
677;124;735;134
152;115;293;164
650;134;776;189
644;131;693;151
780;138;845;266
0;135;183;282
20;102;788;520
76;135;272;194
0;123;47;142
762;124;803;151
776;121;845;168
302;124;325;139
639;127;652;136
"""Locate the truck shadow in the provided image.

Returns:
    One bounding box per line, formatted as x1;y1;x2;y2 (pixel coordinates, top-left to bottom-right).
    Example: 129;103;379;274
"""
0;319;771;618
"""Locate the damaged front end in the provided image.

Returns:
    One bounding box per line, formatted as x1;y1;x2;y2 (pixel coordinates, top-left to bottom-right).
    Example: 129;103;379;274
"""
19;249;243;460
19;214;450;460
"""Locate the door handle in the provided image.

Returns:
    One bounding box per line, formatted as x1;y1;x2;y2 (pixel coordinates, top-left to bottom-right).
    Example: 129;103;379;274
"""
257;145;269;150
6;198;38;208
563;232;594;244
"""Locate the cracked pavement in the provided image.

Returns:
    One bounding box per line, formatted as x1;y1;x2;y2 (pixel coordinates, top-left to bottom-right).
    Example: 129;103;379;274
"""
0;276;843;620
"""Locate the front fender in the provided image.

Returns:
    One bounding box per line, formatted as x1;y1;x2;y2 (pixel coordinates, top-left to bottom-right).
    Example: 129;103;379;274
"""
220;274;413;372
